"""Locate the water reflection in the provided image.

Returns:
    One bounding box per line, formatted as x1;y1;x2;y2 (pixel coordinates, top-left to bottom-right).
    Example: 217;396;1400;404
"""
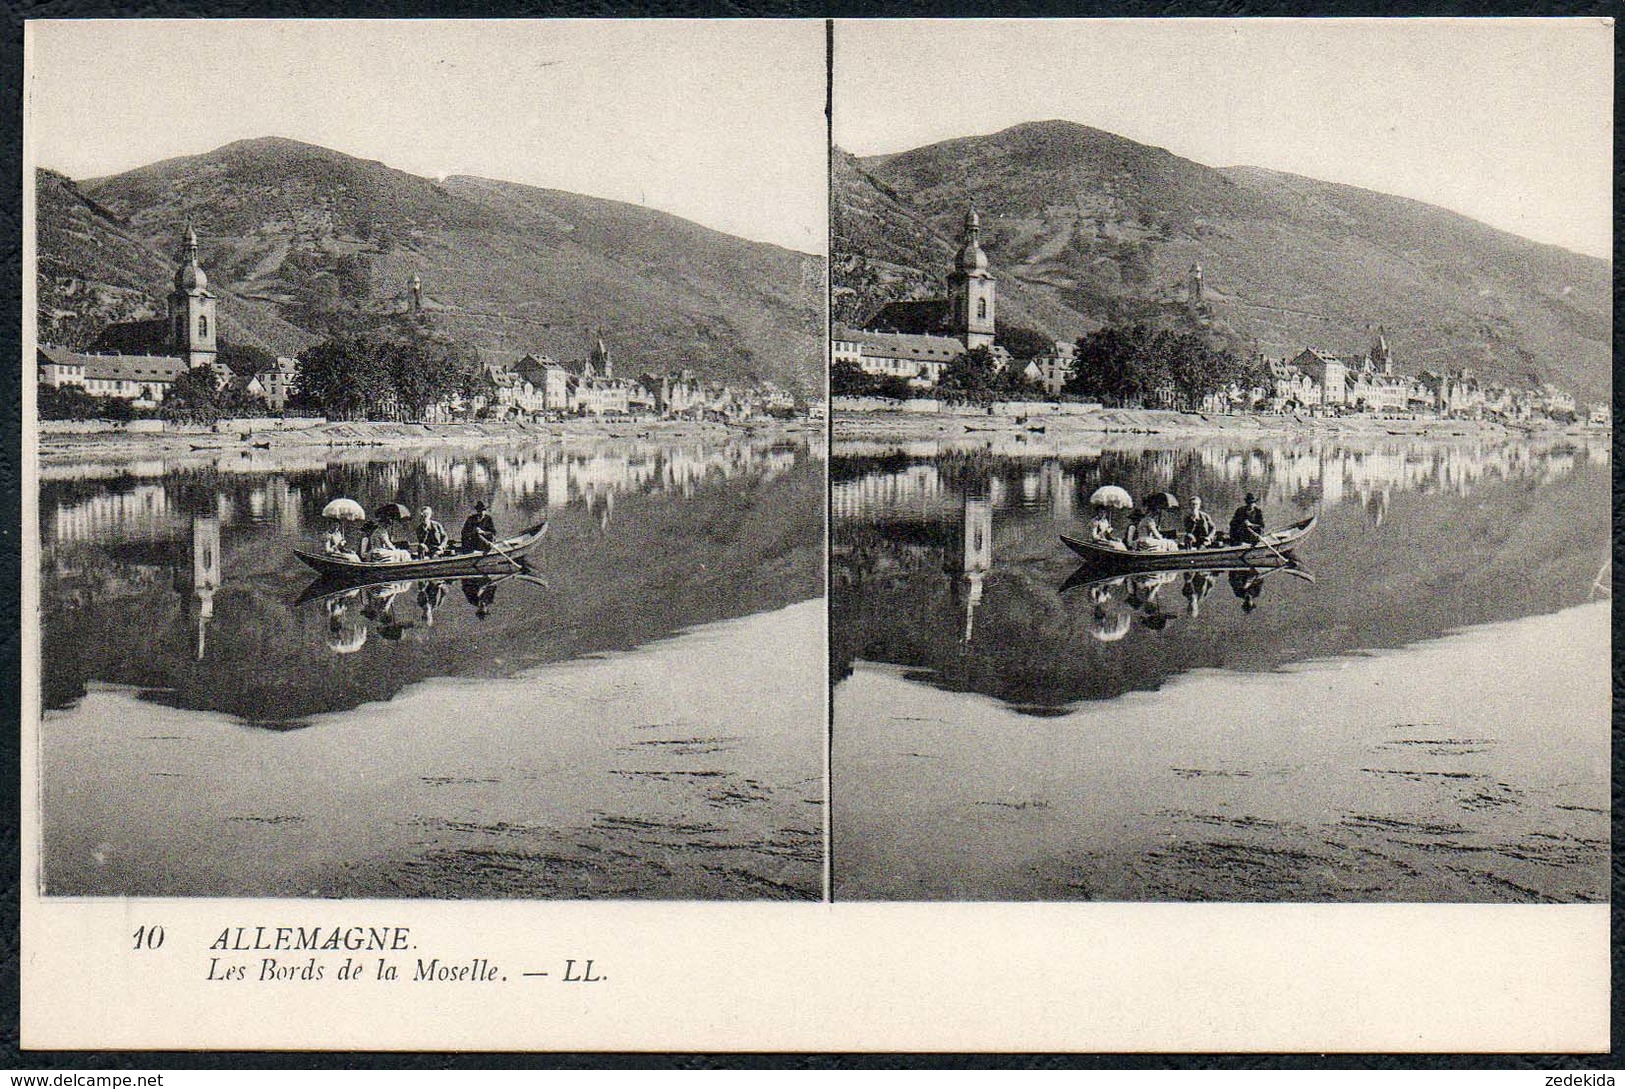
43;438;822;722
832;435;1608;714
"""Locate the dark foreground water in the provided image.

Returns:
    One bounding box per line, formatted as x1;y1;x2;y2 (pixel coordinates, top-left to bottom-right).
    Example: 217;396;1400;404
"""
832;433;1610;902
40;438;825;899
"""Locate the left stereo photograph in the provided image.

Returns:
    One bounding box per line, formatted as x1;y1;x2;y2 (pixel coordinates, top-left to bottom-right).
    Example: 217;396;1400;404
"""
25;19;830;901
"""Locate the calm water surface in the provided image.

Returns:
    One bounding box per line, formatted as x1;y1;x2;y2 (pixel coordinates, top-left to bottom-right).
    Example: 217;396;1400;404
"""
832;433;1610;902
41;438;825;899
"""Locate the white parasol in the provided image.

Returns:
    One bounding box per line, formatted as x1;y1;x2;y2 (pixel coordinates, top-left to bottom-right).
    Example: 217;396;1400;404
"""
321;498;366;522
1088;485;1133;509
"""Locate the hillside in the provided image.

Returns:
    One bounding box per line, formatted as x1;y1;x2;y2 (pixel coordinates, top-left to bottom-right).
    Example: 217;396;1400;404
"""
36;168;316;357
835;120;1610;400
40;137;824;394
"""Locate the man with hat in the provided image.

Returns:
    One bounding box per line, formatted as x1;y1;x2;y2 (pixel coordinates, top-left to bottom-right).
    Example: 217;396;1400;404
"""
461;501;497;552
1229;493;1265;545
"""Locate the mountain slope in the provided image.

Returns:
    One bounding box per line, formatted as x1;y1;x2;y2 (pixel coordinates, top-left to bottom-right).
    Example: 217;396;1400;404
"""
43;137;823;394
36;167;316;357
836;120;1610;399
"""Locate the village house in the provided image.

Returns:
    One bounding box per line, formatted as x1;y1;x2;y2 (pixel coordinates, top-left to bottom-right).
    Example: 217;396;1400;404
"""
1289;348;1348;409
1021;341;1076;396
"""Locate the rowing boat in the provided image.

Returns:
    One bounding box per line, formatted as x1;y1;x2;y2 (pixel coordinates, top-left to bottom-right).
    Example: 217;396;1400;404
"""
293;520;548;579
1059;514;1317;570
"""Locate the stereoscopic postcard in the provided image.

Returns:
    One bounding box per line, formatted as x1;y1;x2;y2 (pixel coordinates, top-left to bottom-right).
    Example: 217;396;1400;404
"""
19;16;1611;1053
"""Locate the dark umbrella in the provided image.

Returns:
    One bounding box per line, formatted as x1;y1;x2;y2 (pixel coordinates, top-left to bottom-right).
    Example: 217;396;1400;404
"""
1143;491;1180;513
374;502;412;523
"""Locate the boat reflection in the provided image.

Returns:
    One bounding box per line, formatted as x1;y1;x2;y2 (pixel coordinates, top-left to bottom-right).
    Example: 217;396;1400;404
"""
1061;561;1317;641
297;572;551;652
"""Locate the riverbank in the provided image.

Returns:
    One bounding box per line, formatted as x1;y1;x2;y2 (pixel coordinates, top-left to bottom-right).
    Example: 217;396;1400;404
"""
36;416;821;467
834;405;1595;446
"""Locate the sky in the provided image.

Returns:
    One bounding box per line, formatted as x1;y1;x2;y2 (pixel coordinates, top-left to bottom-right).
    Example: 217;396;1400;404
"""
835;19;1613;260
26;19;828;254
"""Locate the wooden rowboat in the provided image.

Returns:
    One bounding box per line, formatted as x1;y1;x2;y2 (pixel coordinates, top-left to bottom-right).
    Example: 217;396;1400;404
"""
293;521;548;580
1059;514;1317;571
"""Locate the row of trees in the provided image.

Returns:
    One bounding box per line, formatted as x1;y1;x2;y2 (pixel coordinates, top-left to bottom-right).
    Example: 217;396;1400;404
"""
835;323;1260;407
290;326;483;421
1063;324;1267;407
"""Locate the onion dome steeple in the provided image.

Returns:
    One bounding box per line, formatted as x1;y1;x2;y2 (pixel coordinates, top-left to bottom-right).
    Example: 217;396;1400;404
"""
174;223;208;292
954;205;989;275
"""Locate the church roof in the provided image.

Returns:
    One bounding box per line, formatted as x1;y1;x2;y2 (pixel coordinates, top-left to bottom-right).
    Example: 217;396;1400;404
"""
861;298;950;335
89;318;172;357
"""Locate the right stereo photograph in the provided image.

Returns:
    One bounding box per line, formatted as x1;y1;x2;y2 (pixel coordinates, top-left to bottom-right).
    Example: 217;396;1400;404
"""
828;18;1611;903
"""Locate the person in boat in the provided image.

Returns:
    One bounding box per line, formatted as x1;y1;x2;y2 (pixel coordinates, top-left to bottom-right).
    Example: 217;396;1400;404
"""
323;524;361;562
360;519;412;563
1088;510;1127;550
1128;508;1177;552
461;501;497;552
1228;493;1265;545
1182;497;1216;548
415;506;450;558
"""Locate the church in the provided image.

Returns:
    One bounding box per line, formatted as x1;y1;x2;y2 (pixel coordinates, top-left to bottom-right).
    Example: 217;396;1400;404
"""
38;226;296;408
832;207;1009;388
834;207;1079;394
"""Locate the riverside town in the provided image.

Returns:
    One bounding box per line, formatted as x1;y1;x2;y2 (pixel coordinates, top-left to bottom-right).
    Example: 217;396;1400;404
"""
38;225;805;427
833;207;1600;428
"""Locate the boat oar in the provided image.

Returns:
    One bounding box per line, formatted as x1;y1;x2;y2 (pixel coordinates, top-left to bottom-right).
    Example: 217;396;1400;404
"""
1248;532;1292;566
487;539;524;572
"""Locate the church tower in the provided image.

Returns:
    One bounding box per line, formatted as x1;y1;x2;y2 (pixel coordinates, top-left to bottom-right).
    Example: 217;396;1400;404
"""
590;334;613;379
409;272;423;314
946;206;996;349
1370;325;1393;375
1187;261;1204;303
169;225;218;370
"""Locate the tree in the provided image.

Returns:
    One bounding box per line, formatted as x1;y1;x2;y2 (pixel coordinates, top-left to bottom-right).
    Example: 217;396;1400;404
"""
292;334;391;420
1065;323;1251;407
939;346;1003;395
216;341;278;379
292;324;482;422
162;367;227;425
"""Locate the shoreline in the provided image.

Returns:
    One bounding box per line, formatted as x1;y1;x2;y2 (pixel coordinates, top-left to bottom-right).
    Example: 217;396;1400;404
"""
833;405;1599;447
35;416;823;467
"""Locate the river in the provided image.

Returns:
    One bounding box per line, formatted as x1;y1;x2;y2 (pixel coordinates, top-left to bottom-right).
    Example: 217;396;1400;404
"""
39;437;826;900
831;432;1610;902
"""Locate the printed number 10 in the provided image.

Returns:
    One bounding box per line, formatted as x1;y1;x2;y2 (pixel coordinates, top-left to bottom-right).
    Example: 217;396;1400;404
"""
132;925;165;950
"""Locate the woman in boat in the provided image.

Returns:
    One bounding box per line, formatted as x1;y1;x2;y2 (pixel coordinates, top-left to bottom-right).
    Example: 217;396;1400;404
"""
323;525;361;562
360;519;412;563
1129;509;1177;552
1088;510;1127;550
